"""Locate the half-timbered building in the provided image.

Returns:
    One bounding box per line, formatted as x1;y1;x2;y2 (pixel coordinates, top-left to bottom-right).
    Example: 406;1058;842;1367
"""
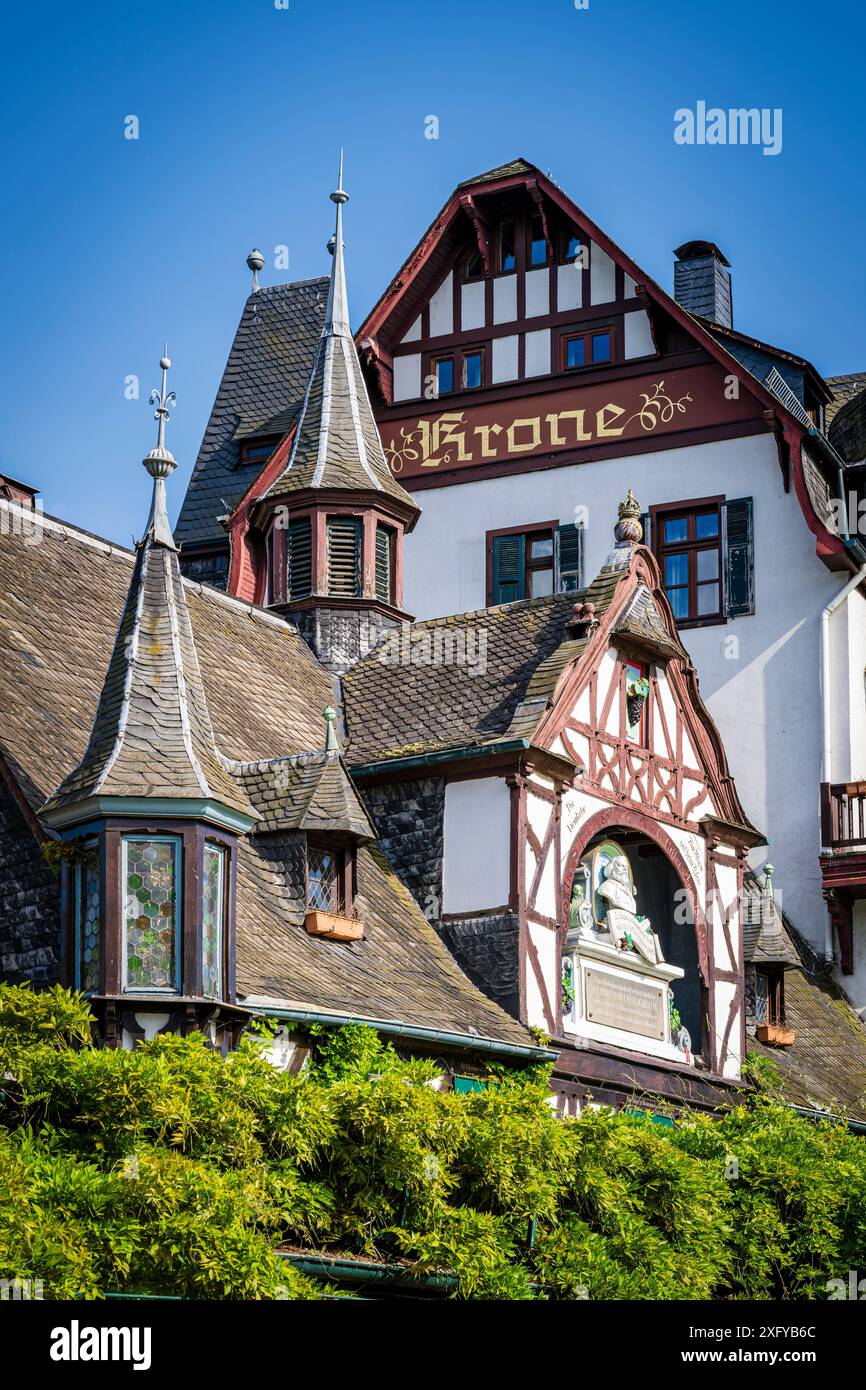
2;162;866;1122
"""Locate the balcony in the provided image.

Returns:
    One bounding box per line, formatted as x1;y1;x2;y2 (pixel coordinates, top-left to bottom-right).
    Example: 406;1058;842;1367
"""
820;781;866;851
819;782;866;975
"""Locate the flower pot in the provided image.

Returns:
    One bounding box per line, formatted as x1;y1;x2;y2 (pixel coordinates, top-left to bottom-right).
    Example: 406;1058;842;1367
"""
755;1022;795;1047
304;909;364;942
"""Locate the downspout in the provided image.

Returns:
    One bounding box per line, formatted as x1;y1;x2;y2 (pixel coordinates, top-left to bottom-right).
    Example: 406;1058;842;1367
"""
820;562;866;959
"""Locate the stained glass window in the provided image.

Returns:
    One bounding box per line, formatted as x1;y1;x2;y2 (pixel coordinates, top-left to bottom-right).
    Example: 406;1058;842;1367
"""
202;843;226;999
74;845;101;994
122;836;180;992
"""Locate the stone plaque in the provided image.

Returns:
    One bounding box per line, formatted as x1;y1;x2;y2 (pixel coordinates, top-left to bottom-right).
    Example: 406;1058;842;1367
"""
584;968;666;1040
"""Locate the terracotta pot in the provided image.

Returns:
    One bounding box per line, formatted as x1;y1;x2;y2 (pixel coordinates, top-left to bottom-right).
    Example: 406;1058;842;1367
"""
304;909;364;942
755;1022;795;1047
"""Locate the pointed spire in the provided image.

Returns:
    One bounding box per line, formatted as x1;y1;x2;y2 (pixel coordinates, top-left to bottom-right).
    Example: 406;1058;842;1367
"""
40;347;255;831
262;159;419;512
143;346;178;550
325;150;351;336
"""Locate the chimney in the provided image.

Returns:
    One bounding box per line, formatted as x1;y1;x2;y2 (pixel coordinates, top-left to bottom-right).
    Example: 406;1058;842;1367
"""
673;241;732;328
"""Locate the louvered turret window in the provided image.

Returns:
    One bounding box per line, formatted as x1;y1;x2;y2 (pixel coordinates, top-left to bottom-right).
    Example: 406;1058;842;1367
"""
375;524;394;605
327;517;361;596
287;517;312;600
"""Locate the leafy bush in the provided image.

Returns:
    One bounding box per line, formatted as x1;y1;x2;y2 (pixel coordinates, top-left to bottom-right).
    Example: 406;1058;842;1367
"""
0;985;864;1300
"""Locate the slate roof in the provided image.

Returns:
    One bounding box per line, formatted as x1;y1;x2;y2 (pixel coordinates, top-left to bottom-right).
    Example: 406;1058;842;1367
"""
0;503;533;1050
230;751;375;839
0;507;335;817
174;279;329;548
41;475;255;824
236;838;530;1044
343;558;641;766
263;192;416;511
825;371;866;425
456;157;535;189
741;874;801;968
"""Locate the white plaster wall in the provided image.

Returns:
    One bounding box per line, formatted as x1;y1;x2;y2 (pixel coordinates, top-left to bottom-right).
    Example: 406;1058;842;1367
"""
429;273;453;336
524;328;550;378
393;354;421;402
714;978;741;1078
493;274;517;323
557;261;582;311
492;334;519;383
403;432;841;960
461;280;485;331
402;316;422;343
443;777;510;913
526;918;557;1031
525;268;550;318
624;309;654;359
590;245;616;304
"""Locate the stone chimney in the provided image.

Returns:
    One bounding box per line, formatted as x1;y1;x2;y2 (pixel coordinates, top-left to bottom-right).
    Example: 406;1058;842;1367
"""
673;241;732;328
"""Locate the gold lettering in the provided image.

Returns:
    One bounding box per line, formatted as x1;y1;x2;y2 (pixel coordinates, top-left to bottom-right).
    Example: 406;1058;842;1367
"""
506;417;542;453
416;412;471;467
553;409;592;444
596;402;626;438
474;422;503;458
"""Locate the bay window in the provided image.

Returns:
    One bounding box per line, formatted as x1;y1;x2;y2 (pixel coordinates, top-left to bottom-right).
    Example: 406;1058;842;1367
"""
122;835;181;993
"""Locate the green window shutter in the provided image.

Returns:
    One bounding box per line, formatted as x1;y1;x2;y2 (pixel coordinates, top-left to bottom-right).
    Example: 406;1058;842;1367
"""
491;532;525;605
327;517;361;596
555;522;583;593
287;518;312;600
375;523;393;604
724;498;754;617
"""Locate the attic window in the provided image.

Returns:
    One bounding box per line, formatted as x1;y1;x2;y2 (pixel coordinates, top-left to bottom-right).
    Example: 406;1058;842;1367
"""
327;517;361;596
499;219;516;273
287;517;312;600
562;232;582;263
433;356;454;396
239;436;280;467
563;327;613;371
528;215;548;267
463;246;484;280
307;842;355;915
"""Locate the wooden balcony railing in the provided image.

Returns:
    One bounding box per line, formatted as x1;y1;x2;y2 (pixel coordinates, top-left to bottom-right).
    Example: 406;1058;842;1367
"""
820;781;866;850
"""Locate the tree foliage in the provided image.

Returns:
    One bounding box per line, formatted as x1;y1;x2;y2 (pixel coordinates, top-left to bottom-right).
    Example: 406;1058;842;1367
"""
0;985;864;1300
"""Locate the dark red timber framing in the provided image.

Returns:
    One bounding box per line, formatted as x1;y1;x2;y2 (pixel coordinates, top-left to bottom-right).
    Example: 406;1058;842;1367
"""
354;159;855;574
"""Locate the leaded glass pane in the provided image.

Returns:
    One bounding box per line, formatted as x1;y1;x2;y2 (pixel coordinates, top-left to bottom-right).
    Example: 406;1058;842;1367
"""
123;837;179;991
202;844;225;999
76;850;101;994
308;845;342;913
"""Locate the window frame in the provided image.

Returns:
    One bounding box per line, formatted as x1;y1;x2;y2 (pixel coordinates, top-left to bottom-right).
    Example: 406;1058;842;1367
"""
72;840;101;995
306;840;355;918
527;213;549;268
461;346;485;391
560;325;615;372
498;218;517;274
121;833;183;996
462;244;484;282
431;354;455;397
201;840;227;1001
486;520;558;605
650;496;725;629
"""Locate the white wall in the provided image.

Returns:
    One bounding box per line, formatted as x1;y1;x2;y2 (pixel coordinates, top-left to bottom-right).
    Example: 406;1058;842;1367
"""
442;777;511;913
404;432;842;962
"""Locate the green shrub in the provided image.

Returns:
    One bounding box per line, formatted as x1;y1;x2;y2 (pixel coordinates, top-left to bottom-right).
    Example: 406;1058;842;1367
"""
0;984;864;1300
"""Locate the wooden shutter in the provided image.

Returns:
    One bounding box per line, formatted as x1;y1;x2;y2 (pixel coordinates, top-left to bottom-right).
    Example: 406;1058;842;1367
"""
490;532;525;605
555;523;583;593
287;518;312;600
327;517;361;596
375;524;393;604
723;497;754;616
640;511;651;548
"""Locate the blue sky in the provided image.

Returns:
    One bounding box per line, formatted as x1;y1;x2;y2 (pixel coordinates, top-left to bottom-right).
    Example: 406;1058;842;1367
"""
1;0;863;544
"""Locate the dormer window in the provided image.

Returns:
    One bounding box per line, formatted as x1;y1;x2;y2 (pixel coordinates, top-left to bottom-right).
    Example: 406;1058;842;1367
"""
562;232;582;263
305;840;362;941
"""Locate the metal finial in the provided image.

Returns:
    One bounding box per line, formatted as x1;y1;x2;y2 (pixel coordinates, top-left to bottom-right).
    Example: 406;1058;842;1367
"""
763;863;775;898
247;248;265;293
142;344;177;549
323;705;340;752
330;149;349;207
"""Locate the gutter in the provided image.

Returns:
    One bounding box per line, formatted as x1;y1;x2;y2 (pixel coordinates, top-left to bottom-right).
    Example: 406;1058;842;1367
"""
277;1252;457;1294
245;1003;558;1063
790;1103;866;1137
820;561;866;959
349;737;535;779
